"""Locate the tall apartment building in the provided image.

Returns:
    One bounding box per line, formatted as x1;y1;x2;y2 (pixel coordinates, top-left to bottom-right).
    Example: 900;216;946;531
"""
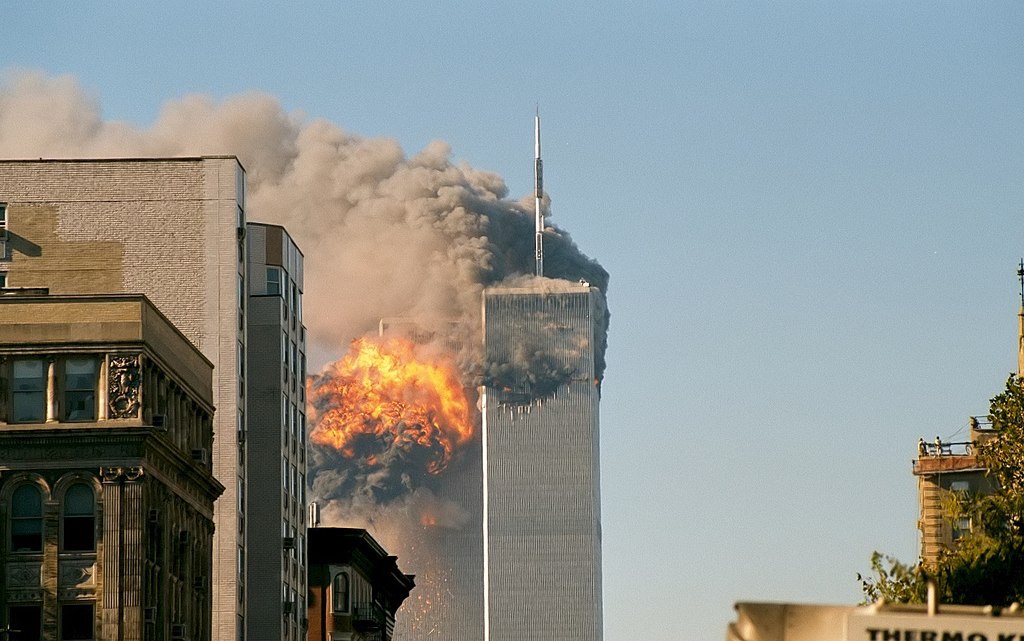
244;223;308;640
480;282;604;641
0;158;249;641
0;293;223;641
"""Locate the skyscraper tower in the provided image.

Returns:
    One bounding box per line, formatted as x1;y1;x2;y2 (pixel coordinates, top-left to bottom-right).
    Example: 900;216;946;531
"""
481;281;604;641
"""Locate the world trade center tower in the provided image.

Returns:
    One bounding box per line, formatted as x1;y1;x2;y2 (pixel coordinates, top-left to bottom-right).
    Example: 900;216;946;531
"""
481;281;604;641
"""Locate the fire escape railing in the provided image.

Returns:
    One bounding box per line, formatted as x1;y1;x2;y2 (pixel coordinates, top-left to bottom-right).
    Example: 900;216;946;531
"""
352;602;386;631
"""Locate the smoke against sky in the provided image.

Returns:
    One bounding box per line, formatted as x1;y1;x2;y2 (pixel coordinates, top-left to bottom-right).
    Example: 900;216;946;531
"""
0;70;608;371
0;69;611;637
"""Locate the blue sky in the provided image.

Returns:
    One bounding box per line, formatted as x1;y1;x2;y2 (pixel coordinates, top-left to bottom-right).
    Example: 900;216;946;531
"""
4;3;1024;640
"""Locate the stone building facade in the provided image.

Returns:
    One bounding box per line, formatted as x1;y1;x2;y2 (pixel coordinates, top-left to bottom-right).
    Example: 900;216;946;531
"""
0;294;223;641
0;157;248;641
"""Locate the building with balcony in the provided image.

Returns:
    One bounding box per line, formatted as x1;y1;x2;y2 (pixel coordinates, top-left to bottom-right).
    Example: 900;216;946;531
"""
244;223;307;641
306;527;414;641
0;293;223;641
912;420;998;566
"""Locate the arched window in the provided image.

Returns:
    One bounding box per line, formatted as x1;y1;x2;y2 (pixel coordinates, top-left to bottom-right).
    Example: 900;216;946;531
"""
332;571;350;613
62;484;95;552
11;484;43;552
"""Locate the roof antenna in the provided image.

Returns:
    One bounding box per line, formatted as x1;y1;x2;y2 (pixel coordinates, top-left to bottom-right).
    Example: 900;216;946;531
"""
1017;259;1024;376
534;107;544;278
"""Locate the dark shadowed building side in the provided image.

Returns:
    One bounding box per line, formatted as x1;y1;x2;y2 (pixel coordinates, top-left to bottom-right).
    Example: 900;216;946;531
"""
306;527;414;641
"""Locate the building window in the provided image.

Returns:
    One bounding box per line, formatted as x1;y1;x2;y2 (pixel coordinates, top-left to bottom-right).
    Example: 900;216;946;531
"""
59;603;94;641
332;572;350;613
12;359;46;423
8;604;42;641
950;481;970;494
0;272;7;288
267;267;282;296
64;359;98;421
62;484;96;552
952;516;972;541
11;484;43;553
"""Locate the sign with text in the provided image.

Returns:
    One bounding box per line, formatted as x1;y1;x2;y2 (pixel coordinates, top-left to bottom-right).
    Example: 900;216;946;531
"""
849;612;1024;641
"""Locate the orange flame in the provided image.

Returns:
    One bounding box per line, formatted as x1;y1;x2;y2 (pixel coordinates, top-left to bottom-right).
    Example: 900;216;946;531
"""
309;337;474;474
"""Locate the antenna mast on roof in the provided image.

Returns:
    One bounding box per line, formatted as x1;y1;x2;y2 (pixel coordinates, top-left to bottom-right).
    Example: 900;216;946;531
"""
534;108;544;278
1017;260;1024;376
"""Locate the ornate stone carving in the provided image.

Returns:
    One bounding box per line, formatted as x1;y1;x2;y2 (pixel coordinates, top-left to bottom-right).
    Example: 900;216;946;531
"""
108;354;141;418
6;563;41;588
59;561;96;587
125;466;144;482
101;466;125;483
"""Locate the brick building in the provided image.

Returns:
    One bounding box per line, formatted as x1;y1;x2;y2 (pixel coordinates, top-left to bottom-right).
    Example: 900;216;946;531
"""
0;293;223;641
0;157;266;641
306;528;414;641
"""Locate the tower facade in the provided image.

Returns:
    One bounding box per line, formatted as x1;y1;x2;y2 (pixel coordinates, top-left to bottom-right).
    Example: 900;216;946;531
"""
0;158;249;641
244;222;308;640
481;282;604;641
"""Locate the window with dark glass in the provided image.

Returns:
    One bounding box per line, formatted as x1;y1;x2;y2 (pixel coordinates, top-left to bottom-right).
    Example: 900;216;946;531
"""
267;266;282;295
12;360;46;423
62;484;95;552
11;484;42;552
63;359;98;421
8;604;42;641
60;603;94;641
332;572;350;613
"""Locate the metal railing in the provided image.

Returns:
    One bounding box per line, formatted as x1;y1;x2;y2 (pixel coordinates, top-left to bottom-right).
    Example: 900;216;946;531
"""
918;437;973;457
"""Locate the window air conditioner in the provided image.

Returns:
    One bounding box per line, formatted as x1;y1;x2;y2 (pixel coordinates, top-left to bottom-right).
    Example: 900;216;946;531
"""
147;509;160;524
191;448;208;465
283;601;295;615
171;623;187;640
152;414;167;429
193;576;207;590
283;536;295;550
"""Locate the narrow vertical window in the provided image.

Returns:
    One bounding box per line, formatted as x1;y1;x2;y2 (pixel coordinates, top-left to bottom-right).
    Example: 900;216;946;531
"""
12;360;46;423
64;359;98;421
11;485;43;552
266;266;282;295
332;572;350;613
62;484;96;552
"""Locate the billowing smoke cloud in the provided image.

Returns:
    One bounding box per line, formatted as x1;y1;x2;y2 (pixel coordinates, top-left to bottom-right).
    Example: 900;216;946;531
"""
0;70;608;375
0;70;608;636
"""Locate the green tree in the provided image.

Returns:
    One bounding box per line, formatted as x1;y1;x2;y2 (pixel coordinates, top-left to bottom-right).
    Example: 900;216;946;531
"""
860;375;1024;605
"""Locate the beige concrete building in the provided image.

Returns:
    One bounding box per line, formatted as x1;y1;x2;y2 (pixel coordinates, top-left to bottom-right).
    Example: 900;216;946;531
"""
0;293;223;641
912;422;996;566
244;223;307;640
0;158;249;641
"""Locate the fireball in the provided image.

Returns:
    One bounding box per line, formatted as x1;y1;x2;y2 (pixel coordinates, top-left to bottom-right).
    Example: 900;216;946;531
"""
308;337;474;475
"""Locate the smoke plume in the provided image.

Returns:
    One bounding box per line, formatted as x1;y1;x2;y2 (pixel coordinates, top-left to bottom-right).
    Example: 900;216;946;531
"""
0;70;608;374
0;70;609;636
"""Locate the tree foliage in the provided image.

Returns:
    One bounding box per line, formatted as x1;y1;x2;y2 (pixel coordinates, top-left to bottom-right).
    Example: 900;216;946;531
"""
860;375;1024;606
